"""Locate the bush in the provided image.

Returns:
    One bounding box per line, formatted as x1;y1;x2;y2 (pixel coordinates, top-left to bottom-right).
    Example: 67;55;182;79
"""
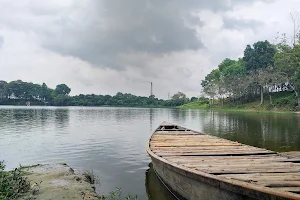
274;96;297;108
0;161;31;199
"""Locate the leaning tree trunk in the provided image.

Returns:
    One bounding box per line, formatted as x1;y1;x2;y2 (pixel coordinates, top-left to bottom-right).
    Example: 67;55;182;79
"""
295;90;300;109
260;86;264;105
291;85;300;109
269;92;273;105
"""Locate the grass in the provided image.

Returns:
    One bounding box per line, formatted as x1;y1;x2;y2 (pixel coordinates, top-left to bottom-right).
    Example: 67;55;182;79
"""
0;161;31;200
179;91;298;113
178;100;209;109
102;188;138;200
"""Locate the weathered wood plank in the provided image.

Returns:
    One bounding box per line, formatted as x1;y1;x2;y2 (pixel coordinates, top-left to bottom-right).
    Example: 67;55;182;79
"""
220;172;300;180
165;155;289;163
156;151;276;157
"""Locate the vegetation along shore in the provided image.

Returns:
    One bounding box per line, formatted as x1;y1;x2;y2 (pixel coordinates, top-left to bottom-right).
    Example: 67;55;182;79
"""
181;34;300;112
0;161;137;200
0;80;196;108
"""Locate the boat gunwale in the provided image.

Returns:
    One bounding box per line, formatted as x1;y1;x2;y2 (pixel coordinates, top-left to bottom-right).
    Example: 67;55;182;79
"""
146;122;300;200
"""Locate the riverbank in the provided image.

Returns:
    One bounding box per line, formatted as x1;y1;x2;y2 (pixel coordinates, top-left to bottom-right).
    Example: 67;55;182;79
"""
4;163;101;200
178;104;298;114
178;92;299;113
1;162;138;200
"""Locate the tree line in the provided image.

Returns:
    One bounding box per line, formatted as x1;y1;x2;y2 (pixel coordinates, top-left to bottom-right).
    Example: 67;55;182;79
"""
201;19;300;110
0;80;199;107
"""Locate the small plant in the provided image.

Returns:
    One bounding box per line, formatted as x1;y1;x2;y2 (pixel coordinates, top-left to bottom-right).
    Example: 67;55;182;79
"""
104;188;138;200
0;161;31;199
83;170;100;184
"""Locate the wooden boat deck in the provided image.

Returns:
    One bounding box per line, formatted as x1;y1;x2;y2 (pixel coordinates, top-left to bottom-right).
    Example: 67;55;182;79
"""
148;122;300;200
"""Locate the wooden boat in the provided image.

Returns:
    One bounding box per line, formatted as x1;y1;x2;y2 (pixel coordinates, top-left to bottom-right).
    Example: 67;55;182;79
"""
146;122;300;200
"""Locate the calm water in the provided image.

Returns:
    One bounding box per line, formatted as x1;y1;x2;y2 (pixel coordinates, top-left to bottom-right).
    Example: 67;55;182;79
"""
1;106;300;199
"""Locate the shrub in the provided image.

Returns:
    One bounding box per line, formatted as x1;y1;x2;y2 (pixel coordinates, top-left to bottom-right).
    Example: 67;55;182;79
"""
0;161;31;199
274;96;297;108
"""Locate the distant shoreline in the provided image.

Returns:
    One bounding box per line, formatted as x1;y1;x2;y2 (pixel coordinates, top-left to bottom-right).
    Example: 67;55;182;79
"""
177;106;299;114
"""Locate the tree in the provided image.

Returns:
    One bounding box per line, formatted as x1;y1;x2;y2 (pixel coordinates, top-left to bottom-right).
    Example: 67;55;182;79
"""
243;41;276;72
275;43;300;106
6;80;25;99
191;97;198;102
53;94;70;106
293;67;300;107
41;83;52;102
252;67;287;105
243;41;277;104
218;58;246;104
290;11;300;46
55;84;71;96
171;92;188;106
0;81;7;99
201;69;220;104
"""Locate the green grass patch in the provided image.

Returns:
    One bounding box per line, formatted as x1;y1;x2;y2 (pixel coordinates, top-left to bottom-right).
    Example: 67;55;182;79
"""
178;100;209;109
180;91;298;113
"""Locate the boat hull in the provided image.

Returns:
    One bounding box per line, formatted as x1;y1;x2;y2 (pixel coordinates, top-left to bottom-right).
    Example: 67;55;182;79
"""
150;156;255;200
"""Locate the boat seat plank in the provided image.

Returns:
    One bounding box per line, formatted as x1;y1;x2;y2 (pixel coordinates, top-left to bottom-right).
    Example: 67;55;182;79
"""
165;155;292;163
220;172;300;180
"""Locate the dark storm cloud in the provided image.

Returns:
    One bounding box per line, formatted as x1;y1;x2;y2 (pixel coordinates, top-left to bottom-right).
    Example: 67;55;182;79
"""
43;0;204;69
40;0;274;69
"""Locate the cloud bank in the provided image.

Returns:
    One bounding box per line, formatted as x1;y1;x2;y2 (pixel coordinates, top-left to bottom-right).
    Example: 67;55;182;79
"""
0;0;298;98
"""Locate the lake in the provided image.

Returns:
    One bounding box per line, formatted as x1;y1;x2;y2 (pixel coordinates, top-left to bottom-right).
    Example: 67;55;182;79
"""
1;106;300;199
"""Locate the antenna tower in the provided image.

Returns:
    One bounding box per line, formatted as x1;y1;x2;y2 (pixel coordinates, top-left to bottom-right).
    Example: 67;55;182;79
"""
150;82;153;96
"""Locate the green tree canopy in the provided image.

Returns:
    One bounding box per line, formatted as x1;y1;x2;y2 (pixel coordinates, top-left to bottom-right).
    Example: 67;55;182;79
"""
55;84;71;96
243;40;276;72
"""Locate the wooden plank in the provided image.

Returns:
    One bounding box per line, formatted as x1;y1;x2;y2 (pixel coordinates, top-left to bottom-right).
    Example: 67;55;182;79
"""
156;151;276;157
274;187;300;192
165;155;288;163
194;164;300;174
184;162;300;169
154;150;274;156
220;172;300;181
151;146;271;152
171;159;293;166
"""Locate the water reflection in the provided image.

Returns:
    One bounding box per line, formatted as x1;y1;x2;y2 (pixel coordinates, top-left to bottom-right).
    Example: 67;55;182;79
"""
1;106;300;199
54;109;70;128
200;111;300;152
145;163;176;200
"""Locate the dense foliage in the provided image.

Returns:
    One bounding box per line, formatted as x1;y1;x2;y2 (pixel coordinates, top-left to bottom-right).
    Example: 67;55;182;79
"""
201;36;300;110
0;80;197;107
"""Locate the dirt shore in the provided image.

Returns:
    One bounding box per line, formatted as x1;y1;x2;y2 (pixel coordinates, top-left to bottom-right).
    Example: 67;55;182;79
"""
18;164;101;200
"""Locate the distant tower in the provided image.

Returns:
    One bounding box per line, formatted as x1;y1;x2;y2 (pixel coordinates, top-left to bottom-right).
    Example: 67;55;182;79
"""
150;82;153;96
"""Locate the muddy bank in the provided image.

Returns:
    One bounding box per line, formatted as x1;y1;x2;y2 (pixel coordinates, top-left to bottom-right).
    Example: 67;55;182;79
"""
18;164;101;200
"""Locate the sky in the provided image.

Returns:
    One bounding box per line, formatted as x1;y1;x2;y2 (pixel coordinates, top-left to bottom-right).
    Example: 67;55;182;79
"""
0;0;299;99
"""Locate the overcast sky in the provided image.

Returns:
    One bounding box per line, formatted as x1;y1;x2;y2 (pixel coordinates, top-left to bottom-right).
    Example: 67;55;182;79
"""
0;0;299;98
